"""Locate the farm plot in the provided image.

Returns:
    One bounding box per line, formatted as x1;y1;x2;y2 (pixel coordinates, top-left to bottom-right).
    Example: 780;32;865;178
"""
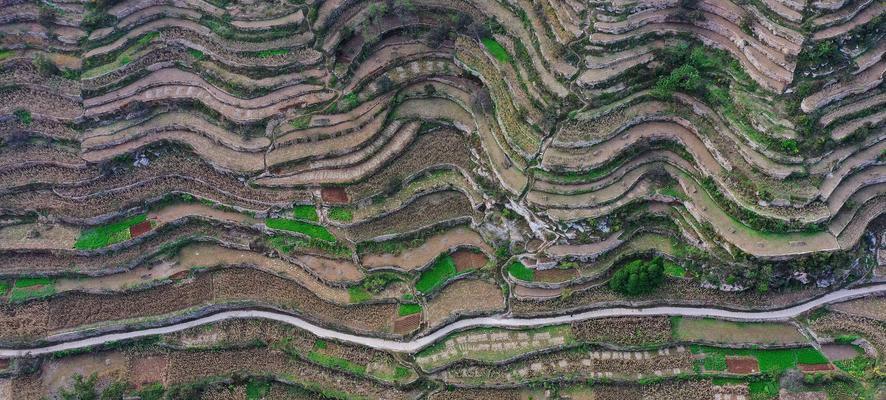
426;279;505;329
673;317;809;344
439;345;695;385
691;346;829;375
416;325;574;371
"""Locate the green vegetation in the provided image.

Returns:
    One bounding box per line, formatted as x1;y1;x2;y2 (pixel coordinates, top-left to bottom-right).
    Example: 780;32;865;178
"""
307;351;366;376
0;49;12;61
663;260;686;277
188;49;205;60
416;254;458;294
748;378;779;399
268;234;351;258
834;334;860;344
341;92;359;110
289;115;311;129
834;355;875;379
246;379;270;400
507;261;534;281
481;37;511;63
256;48;289;58
348;286;372;303
398;303;422;316
693;345;828;374
609;257;665;295
14;109;32;125
74;214;147;249
293;205;319;222
362;272;400;293
349;272;401;302
265;218;336;242
328;207;353;222
9;277;56;302
0;280;7;295
703;353;727;371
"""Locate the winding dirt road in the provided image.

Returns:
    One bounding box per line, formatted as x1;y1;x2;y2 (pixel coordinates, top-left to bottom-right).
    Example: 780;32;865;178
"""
1;284;883;357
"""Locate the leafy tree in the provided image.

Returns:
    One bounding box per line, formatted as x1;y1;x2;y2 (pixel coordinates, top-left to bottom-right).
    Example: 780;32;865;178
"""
609;257;666;295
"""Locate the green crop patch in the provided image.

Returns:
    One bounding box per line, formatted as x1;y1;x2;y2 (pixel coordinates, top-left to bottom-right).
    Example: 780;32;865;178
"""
293;205;319;222
256;48;289;58
481;37;511;63
9;277;56;302
416;254;458;294
328;207;353;222
74;214;148;250
348;286;371;303
663;261;686;277
307;351;366;376
398;303;422;316
266;218;336;242
507;261;534;281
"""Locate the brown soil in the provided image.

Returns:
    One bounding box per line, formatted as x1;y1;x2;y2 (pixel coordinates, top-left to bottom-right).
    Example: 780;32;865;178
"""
535;268;579;283
41;352;127;393
821;344;860;361
0;359;8;370
127;353;168;388
361;226;492;271
798;363;835;372
321;187;349;204
129;221;152;238
451;249;488;272
393;313;421;334
426;279;506;328
726;356;759;374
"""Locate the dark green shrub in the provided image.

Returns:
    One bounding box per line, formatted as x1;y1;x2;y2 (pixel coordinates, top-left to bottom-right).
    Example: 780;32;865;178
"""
609;257;665;295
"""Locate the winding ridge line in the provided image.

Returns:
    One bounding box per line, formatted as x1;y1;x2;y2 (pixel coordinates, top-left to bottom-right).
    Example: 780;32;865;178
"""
2;284;884;358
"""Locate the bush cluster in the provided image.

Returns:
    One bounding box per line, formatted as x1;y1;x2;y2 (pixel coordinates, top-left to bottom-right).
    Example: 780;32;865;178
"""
609;257;665;295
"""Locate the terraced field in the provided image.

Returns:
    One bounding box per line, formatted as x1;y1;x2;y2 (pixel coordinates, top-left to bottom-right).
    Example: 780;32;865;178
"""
0;0;884;399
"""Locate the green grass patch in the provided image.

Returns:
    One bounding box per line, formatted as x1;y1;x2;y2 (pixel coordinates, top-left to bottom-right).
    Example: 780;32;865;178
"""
14;109;32;125
416;254;458;294
0;49;12;61
833;334;860;344
9;277;56;302
328;207;353;222
0;280;8;296
188;48;205;60
74;214;147;249
289;115;311;129
293;205;319;222
394;366;410;379
663;261;686;277
507;261;534;281
481;37;511;63
307;351;366;376
265;219;335;242
256;48;289;58
398;303;422;317
348;286;372;303
245;379;270;400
